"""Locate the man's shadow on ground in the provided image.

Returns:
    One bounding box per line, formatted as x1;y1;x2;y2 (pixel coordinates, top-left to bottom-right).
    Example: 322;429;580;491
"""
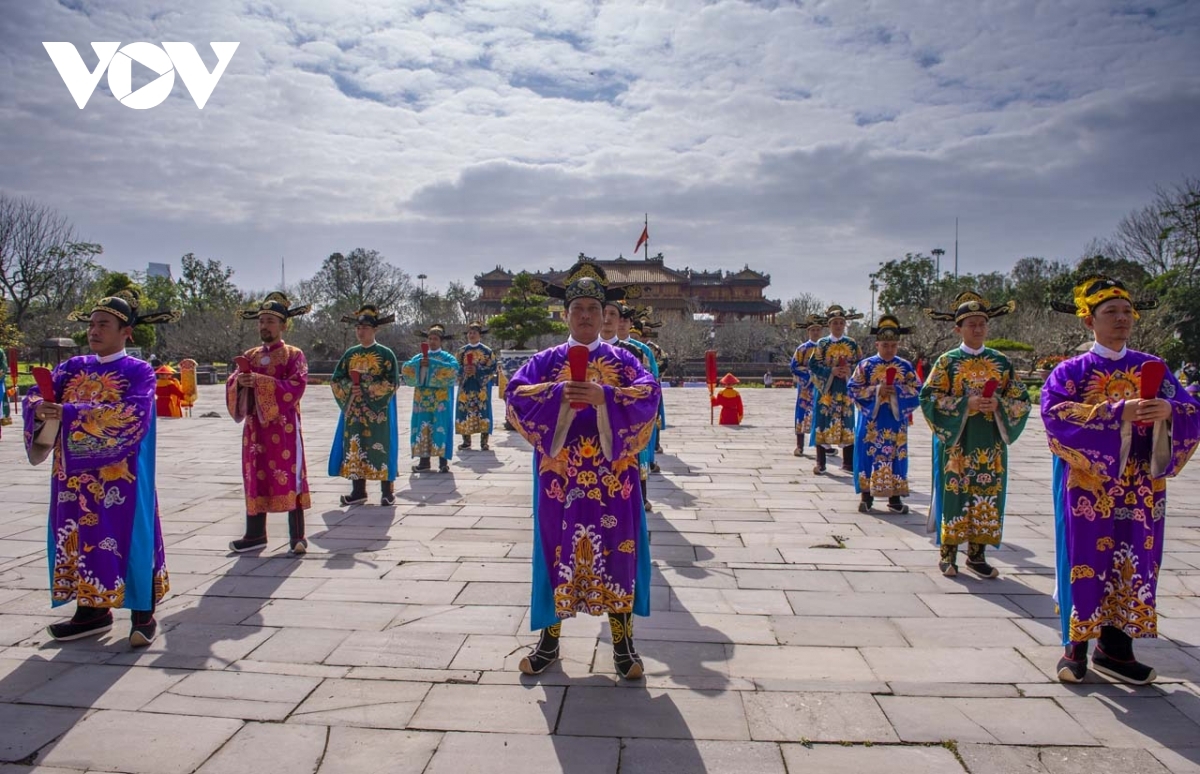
0;551;301;765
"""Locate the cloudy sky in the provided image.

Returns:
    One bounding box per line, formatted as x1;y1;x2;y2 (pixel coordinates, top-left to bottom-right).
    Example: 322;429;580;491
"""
2;0;1199;312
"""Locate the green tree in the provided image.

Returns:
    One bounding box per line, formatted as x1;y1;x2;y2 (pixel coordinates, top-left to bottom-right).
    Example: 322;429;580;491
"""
487;272;566;349
871;253;936;310
178;253;240;312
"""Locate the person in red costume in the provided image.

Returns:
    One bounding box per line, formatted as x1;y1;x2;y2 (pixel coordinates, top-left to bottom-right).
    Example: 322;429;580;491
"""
154;364;185;418
712;373;744;425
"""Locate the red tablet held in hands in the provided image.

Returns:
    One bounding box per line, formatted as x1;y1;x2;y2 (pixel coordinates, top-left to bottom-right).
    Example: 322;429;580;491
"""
568;345;589;410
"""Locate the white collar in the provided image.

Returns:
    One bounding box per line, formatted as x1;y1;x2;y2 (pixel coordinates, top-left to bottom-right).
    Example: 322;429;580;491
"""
568;335;601;352
96;349;128;364
960;343;985;356
428;347;442;354
601;335;619;346
1091;341;1128;361
828;334;844;342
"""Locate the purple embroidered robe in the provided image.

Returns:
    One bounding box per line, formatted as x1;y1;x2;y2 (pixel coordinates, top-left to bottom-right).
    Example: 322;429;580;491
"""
505;342;660;630
1042;349;1200;644
23;354;169;610
226;340;311;514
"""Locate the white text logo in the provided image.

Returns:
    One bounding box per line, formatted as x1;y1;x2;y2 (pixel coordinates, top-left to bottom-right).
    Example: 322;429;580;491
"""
43;42;239;110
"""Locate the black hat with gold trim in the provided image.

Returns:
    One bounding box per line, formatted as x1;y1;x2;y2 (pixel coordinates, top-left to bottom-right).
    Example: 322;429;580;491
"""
544;259;633;307
466;320;490;335
870;314;911;341
925;291;1015;324
417;323;454;341
68;285;181;326
792;313;828;331
823;304;864;322
241;291;310;321
1050;275;1157;319
340;304;395;327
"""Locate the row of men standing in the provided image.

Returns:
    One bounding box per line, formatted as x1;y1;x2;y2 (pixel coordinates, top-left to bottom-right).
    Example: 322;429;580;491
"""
20;272;1200;687
787;285;1200;684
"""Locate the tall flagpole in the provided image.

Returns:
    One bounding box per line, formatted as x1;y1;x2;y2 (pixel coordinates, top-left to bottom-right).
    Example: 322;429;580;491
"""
281;257;286;288
954;218;959;280
644;213;649;260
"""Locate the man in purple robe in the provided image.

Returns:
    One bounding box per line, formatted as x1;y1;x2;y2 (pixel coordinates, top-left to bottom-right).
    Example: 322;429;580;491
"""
506;260;660;680
1043;276;1200;684
24;285;178;646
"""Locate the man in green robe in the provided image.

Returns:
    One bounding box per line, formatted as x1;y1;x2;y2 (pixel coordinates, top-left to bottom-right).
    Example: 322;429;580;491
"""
401;324;460;473
0;346;11;428
330;305;401;506
455;321;498;451
920;291;1032;578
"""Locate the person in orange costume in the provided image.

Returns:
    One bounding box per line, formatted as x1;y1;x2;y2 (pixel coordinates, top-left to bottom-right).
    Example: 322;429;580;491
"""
154;364;185;418
712;373;744;425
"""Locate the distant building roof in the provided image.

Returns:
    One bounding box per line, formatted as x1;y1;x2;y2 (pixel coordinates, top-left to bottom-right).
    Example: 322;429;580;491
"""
147;262;173;280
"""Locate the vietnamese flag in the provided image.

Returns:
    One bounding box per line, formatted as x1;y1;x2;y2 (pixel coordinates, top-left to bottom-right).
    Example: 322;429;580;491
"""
634;225;649;253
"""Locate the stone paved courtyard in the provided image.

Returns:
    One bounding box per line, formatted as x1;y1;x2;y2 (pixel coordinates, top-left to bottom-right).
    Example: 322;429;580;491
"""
2;383;1200;773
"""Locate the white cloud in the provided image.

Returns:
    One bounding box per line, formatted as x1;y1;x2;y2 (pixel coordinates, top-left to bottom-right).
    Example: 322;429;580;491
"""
1;0;1198;313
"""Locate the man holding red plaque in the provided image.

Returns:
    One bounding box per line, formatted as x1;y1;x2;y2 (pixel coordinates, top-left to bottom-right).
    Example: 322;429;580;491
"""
809;304;864;474
330;305;400;506
24;282;178;645
848;314;921;514
455;321;498;451
226;292;312;554
505;260;659;680
1042;277;1200;684
920;291;1030;578
401;324;460;473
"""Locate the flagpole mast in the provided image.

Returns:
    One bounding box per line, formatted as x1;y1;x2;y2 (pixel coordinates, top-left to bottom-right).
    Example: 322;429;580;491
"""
644;213;649;260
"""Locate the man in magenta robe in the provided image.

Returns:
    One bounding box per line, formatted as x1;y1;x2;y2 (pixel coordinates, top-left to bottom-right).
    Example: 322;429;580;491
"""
1044;276;1200;684
226;292;312;555
24;285;177;646
506;260;660;680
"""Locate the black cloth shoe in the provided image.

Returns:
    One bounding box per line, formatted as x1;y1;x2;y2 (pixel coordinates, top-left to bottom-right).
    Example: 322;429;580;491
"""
1057;642;1089;683
655;443;663;454
129;610;157;647
610;613;643;680
887;496;909;515
519;625;561;675
459;435;472;450
480;433;490;451
229;513;268;553
841;446;854;472
380;480;396;507
287;509;307;555
649;462;660;473
48;607;113;642
813;446;827;475
412;457;431;472
1092;648;1156;684
939;544;958;577
340;479;368;506
858;495;874;513
438;458;450;473
966;543;999;578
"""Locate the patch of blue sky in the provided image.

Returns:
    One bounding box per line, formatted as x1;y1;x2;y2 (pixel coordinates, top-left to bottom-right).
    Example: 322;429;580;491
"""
510;72;628;104
776;87;813;101
854;110;896;127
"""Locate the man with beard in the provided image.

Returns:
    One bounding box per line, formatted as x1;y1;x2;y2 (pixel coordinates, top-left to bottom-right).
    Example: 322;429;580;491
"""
227;292;312;555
